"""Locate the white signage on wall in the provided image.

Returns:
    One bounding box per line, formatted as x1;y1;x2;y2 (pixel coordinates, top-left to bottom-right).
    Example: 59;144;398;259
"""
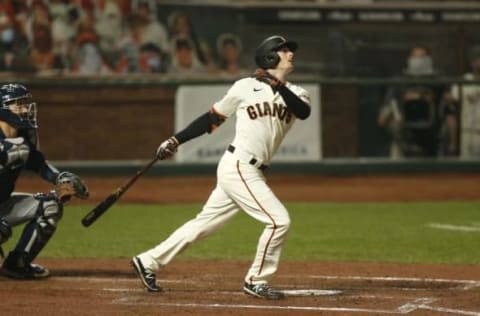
175;84;321;163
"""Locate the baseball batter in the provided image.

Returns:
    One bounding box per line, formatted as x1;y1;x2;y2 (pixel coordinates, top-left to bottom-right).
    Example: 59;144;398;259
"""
131;35;311;299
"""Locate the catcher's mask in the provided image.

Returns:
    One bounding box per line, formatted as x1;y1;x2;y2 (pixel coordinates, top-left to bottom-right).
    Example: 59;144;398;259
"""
255;35;298;69
0;83;38;128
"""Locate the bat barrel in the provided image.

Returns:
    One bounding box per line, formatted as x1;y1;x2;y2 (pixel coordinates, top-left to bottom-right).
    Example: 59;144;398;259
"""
81;157;159;227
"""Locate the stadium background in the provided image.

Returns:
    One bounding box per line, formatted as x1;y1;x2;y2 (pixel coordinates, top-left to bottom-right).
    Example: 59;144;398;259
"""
4;1;480;167
1;1;480;315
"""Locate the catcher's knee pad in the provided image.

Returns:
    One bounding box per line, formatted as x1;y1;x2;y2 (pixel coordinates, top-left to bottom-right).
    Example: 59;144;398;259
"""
38;198;64;238
35;194;64;224
30;196;63;243
0;218;12;244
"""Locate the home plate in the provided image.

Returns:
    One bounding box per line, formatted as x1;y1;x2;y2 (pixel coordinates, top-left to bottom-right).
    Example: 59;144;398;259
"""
279;289;342;296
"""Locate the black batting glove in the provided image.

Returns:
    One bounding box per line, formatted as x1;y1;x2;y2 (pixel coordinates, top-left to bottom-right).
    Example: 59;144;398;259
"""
156;136;179;160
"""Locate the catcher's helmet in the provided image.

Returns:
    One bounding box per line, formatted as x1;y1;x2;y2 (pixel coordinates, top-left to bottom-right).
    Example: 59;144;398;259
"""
255;35;298;69
0;83;37;128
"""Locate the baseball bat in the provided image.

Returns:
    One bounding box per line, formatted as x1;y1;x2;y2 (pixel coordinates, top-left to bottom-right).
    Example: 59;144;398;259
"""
81;157;160;227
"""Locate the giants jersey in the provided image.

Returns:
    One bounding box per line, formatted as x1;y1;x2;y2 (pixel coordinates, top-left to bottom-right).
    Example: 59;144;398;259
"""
213;77;310;164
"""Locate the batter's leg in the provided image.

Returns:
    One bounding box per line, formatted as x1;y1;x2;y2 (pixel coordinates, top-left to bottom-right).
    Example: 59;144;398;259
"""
221;161;291;285
138;185;239;271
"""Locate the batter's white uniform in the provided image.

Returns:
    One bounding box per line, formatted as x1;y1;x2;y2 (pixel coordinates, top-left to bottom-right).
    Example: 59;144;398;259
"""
138;77;311;285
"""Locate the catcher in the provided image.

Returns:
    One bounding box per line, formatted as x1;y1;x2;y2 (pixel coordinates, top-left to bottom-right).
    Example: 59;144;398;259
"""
0;83;88;279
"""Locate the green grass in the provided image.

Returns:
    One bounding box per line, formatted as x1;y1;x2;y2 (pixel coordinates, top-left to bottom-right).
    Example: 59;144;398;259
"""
4;201;480;264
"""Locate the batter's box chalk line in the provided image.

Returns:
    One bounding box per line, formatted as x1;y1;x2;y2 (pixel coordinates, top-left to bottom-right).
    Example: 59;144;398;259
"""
304;274;480;288
112;296;480;315
279;289;342;296
103;286;342;296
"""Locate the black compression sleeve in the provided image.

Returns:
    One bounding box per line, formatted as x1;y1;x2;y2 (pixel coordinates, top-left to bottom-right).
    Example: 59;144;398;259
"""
174;111;224;144
277;85;311;120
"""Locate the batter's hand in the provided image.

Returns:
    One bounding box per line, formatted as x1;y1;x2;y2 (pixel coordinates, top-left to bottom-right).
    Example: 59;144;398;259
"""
253;68;283;89
156;136;179;160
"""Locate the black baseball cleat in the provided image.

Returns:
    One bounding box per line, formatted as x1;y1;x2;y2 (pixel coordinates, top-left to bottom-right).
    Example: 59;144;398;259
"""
131;256;161;292
243;282;285;299
1;262;50;280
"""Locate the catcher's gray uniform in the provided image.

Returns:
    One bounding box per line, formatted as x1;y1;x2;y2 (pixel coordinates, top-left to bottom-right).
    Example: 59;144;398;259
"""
0;192;63;272
0;194;60;231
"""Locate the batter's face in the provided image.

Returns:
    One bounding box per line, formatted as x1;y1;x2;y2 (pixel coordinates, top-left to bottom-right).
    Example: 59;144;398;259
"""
276;47;295;74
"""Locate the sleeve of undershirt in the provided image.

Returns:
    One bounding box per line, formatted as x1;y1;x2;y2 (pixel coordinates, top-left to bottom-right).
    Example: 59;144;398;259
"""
277;84;311;120
174;109;226;144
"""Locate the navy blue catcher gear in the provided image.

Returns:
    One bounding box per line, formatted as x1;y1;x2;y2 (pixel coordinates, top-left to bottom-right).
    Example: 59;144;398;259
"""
0;84;37;129
0;218;12;257
255;35;298;69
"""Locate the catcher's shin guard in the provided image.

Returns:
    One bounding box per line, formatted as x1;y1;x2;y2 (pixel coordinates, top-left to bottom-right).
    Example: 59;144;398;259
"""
12;197;62;264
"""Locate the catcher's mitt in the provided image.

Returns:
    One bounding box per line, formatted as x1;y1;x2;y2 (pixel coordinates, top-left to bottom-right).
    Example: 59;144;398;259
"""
55;171;89;203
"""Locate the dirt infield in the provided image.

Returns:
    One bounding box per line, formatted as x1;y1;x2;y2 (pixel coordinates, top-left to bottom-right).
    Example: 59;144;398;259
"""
2;259;479;316
3;173;480;315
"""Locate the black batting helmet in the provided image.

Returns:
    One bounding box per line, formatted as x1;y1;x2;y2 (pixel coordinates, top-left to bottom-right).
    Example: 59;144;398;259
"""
255;35;298;69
